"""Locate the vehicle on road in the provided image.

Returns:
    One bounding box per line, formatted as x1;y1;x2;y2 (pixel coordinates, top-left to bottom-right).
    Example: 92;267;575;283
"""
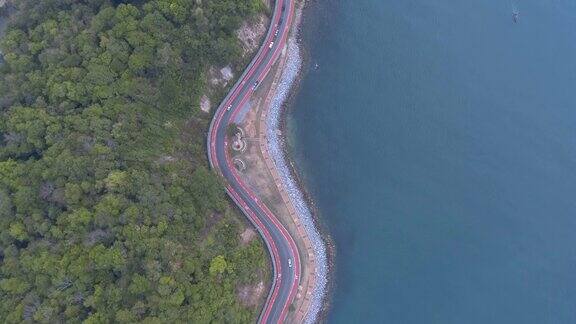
207;0;300;322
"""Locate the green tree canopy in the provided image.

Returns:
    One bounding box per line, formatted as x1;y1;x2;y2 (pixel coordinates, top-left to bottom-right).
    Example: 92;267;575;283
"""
0;0;268;322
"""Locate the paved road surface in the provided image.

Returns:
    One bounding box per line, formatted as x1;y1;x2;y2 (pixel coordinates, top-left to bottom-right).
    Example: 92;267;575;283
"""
207;1;300;323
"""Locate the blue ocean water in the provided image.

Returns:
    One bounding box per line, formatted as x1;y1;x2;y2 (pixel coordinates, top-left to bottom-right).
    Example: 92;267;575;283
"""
288;0;576;323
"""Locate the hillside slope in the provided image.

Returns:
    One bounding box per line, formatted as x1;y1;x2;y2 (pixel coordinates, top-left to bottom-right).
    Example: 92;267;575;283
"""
0;0;268;322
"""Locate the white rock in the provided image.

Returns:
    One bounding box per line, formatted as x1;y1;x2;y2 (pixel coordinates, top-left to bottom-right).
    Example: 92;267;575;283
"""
220;66;234;82
267;39;328;324
200;95;211;113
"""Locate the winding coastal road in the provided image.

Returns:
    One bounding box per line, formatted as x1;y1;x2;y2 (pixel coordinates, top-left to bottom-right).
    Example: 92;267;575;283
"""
207;0;300;323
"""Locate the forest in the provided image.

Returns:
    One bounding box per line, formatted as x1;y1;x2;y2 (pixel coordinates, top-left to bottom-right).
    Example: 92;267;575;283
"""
0;0;268;322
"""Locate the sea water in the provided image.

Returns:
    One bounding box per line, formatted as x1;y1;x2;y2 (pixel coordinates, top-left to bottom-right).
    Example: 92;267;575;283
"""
289;0;576;322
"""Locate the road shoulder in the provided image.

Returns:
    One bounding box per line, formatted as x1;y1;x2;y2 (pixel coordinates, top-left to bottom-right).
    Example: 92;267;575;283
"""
227;1;319;322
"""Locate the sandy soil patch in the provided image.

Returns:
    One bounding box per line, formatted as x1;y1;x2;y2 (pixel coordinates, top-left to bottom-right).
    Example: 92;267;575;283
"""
238;281;265;307
236;14;268;54
208;65;234;87
200;94;211;113
220;66;234;82
240;227;257;245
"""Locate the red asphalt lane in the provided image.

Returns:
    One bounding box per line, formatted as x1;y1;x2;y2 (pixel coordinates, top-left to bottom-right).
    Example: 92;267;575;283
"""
224;146;298;323
224;1;300;320
226;184;284;322
210;0;282;173
208;0;300;323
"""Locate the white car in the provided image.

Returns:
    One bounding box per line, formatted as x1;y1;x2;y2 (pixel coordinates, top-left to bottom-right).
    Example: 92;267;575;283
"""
226;105;232;111
269;41;274;49
287;258;292;268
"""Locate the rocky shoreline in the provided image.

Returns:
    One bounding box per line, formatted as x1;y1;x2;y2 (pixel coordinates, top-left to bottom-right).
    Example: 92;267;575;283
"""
265;19;329;324
283;2;338;322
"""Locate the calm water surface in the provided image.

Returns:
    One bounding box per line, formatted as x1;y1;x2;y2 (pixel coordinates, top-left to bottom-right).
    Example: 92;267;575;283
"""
289;0;576;322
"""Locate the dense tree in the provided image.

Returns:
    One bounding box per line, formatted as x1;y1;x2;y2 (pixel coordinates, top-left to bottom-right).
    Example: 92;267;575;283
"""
0;0;268;322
